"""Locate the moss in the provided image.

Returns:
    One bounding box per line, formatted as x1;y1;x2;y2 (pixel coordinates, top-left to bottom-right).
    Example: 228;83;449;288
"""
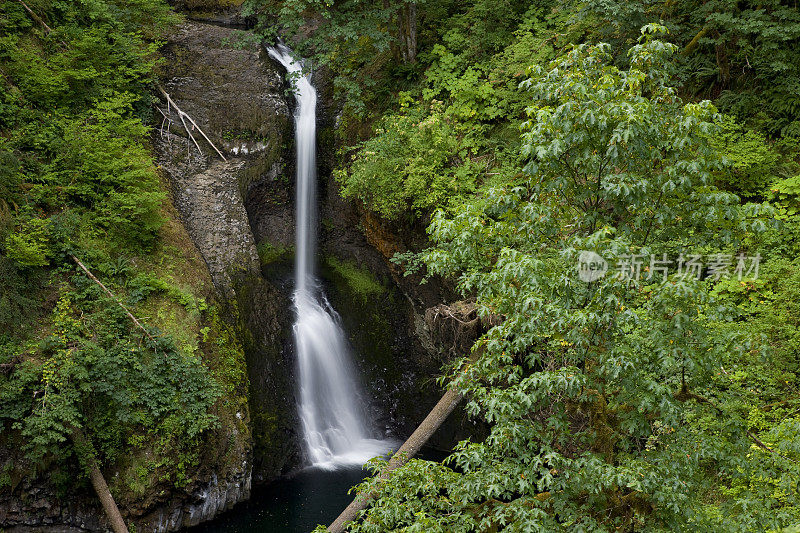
222;128;268;143
257;241;293;266
325;256;386;302
202;305;249;398
251;410;279;450
230;272;298;478
104;189;252;505
320;257;398;402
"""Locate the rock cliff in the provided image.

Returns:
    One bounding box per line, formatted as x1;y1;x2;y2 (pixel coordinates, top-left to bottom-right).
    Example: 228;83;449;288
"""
154;19;302;489
1;18;299;533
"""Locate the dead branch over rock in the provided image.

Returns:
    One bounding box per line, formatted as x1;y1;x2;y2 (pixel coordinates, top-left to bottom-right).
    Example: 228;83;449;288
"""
156;84;227;162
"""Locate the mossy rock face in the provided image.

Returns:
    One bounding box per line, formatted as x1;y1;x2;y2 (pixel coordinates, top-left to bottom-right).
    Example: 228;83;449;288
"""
155;18;302;487
318;256;463;447
155;20;292;294
161;22;289;144
319;254;487;451
325;256;386;303
232;272;302;481
0;184;259;531
158;21;290;194
257;241;294;267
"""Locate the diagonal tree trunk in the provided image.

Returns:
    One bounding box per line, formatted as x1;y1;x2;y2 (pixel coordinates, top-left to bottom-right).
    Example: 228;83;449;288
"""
15;0;52;33
71;428;129;533
327;386;464;533
681;24;710;56
71;255;155;343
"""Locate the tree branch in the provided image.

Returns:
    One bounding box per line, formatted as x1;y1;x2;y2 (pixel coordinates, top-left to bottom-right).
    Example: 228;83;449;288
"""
70;255;155;343
16;0;52;33
675;384;798;463
70;427;129;533
156;84;227;162
681;25;710;57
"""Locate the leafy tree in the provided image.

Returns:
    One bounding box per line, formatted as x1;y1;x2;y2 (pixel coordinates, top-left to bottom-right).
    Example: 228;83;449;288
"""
339;26;797;532
0;0;174;263
708;115;782;198
579;0;800;135
336;102;471;221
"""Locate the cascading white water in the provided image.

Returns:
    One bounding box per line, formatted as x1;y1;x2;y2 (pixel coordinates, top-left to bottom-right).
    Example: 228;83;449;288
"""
267;43;393;469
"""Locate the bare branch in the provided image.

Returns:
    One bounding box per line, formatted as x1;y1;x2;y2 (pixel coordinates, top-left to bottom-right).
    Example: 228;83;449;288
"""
70;254;156;343
16;0;52;33
155;84;228;161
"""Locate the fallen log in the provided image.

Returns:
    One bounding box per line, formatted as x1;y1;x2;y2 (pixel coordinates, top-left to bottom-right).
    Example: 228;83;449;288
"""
16;0;52;33
70;255;155;343
71;428;129;533
327;385;465;532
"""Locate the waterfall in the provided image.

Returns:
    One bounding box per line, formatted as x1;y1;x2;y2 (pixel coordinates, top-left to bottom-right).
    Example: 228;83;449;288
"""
267;43;393;469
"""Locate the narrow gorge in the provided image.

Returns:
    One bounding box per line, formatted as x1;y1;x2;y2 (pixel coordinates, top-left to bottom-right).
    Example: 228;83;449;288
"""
0;3;480;531
147;14;477;530
7;0;785;530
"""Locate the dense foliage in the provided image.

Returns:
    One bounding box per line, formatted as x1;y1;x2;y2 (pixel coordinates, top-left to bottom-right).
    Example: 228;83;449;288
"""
346;30;798;531
244;0;423;117
260;0;800;531
582;0;800;135
2;0;799;529
0;0;241;499
334;3;570;221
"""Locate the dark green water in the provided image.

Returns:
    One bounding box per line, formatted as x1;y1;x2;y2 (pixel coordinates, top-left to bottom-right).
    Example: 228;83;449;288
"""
190;448;449;532
190;466;368;533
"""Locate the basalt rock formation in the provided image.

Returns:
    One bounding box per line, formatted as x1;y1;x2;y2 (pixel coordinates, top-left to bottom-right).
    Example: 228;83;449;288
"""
154;19;302;489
